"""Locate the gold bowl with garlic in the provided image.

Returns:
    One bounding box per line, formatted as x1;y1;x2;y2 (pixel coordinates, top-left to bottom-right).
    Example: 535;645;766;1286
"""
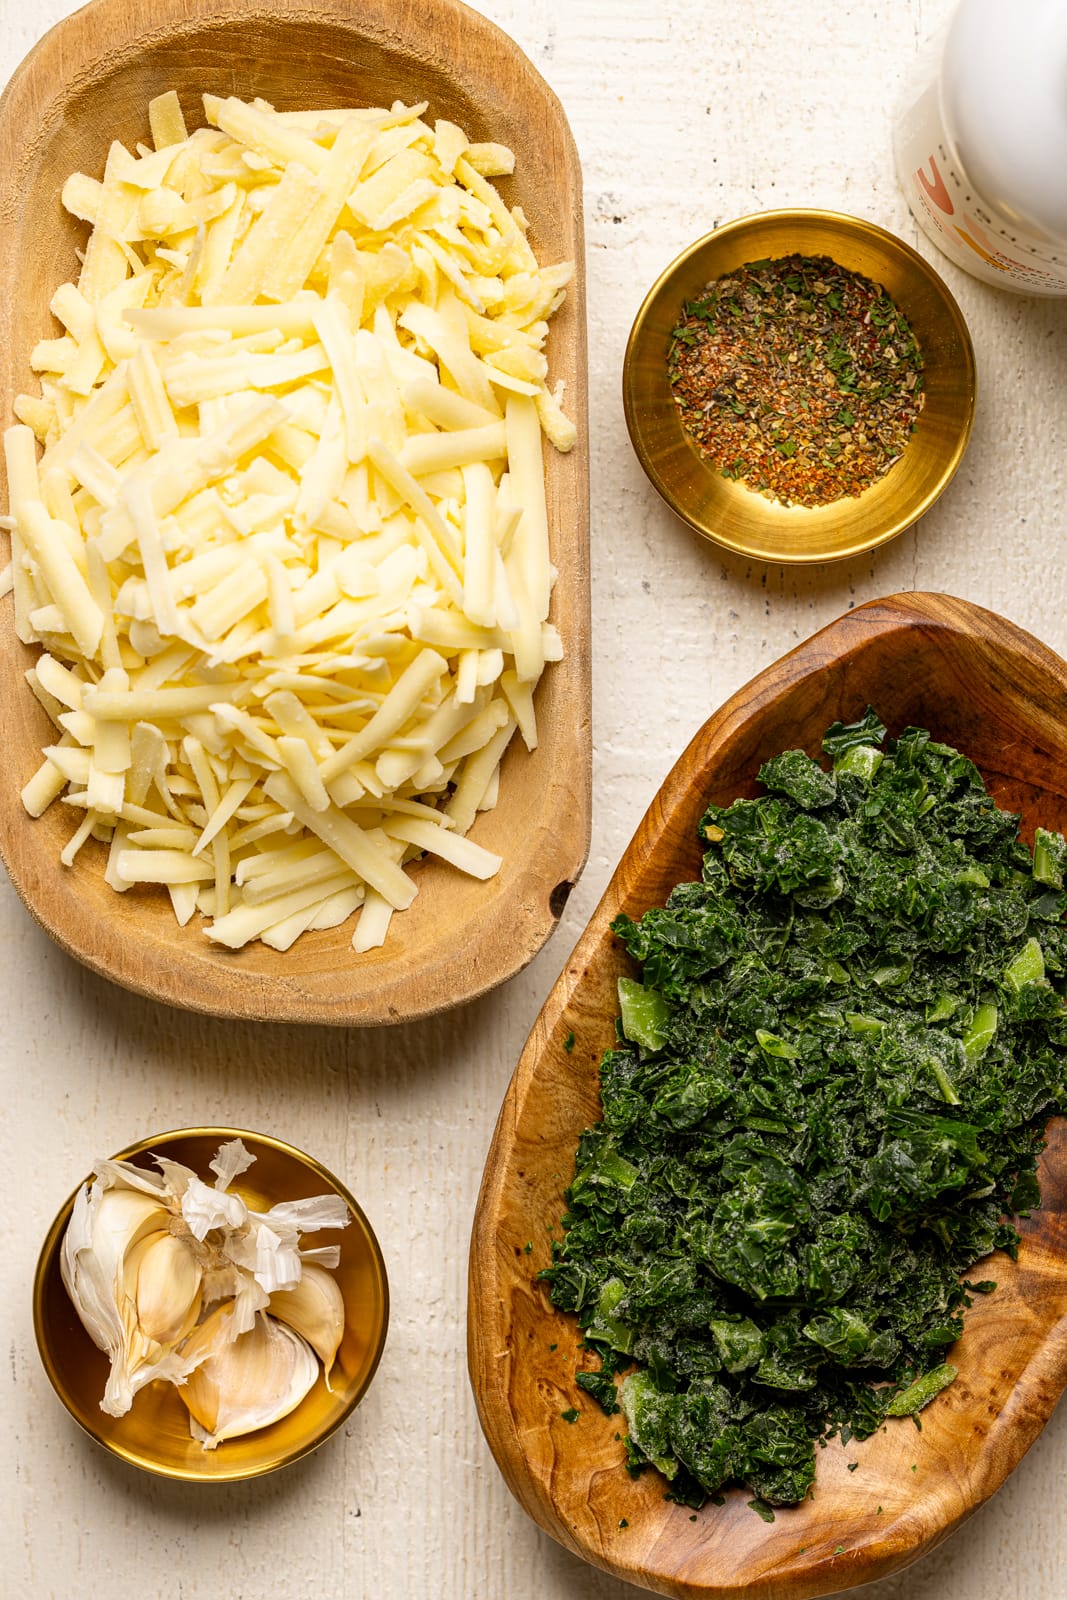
33;1127;389;1481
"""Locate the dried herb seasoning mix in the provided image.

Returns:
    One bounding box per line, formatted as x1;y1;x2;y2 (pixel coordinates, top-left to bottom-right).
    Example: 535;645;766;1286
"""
668;254;925;507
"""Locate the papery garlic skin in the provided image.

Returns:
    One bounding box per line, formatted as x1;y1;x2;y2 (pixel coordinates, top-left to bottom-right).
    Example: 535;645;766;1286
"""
225;1195;350;1293
179;1309;321;1448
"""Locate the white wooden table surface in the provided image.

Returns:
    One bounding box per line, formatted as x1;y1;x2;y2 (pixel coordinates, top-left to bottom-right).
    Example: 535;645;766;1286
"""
2;1;1065;1596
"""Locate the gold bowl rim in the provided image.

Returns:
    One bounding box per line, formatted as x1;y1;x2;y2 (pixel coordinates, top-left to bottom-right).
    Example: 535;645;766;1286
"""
622;207;978;564
32;1125;390;1482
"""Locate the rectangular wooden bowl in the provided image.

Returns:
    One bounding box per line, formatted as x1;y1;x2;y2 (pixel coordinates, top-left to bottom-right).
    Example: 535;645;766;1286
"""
0;0;590;1025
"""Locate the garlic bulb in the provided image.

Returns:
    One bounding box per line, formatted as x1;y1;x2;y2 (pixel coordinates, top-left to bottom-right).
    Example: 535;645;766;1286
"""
60;1138;349;1444
180;1308;321;1447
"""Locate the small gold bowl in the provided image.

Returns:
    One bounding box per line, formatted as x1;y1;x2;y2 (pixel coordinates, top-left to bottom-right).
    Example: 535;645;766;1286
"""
623;209;977;564
33;1128;389;1482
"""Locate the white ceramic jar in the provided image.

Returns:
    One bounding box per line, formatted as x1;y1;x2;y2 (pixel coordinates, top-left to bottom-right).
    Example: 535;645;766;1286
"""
894;0;1067;296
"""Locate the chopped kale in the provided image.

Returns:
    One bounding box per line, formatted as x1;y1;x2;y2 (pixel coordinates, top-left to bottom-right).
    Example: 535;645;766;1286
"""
542;712;1067;1508
576;1368;622;1412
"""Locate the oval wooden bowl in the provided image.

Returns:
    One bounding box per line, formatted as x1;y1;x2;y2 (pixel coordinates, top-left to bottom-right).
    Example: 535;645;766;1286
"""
469;592;1067;1599
0;0;589;1025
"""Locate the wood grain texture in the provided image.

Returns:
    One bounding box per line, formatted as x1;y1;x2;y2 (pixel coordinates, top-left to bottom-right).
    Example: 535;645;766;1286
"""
469;592;1067;1599
0;0;590;1026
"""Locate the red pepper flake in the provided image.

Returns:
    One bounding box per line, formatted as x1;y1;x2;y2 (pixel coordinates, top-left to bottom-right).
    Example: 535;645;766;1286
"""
667;253;925;507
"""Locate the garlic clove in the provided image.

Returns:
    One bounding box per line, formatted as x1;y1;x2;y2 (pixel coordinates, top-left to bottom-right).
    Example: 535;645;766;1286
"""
268;1263;346;1384
61;1187;169;1351
134;1231;203;1345
178;1308;320;1448
60;1183;195;1418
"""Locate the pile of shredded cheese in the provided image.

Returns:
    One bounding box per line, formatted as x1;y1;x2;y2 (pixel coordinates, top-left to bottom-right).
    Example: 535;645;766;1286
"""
0;91;574;953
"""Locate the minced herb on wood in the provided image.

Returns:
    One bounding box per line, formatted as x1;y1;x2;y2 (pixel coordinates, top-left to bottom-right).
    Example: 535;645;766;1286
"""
542;711;1067;1510
668;255;925;506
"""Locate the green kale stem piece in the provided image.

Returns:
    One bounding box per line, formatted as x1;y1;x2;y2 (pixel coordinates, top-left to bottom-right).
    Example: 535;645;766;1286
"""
542;710;1067;1511
885;1364;958;1416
